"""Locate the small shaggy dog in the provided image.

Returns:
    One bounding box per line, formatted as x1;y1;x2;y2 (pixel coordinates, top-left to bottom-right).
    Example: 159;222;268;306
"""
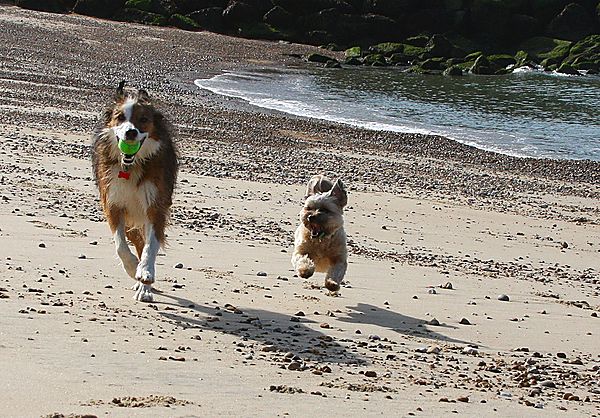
92;81;178;302
292;175;348;292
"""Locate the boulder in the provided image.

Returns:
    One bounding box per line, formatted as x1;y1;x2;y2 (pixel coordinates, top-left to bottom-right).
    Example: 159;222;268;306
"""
272;0;355;15
547;3;597;41
366;0;417;18
419;57;446;71
404;34;429;47
405;8;454;34
74;0;124;18
443;65;463;76
362;53;386;65
487;54;516;69
169;13;199;30
424;34;464;58
306;52;335;63
514;50;537;67
470;54;493;74
519;37;572;64
263;6;296;28
172;0;225;14
344;46;362;58
336;13;399;44
389;52;409;65
189;7;224;30
556;62;579;74
562;34;600;67
344;56;362;65
368;42;404;56
222;1;259;26
123;0;172;15
16;0;74;13
114;7;168;25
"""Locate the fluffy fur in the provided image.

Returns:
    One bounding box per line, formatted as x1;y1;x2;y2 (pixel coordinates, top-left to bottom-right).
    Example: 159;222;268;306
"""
292;175;348;292
92;82;178;302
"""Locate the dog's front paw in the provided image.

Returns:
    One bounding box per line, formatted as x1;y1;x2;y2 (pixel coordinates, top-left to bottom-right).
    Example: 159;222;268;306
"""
324;278;340;292
135;262;155;285
134;282;153;302
294;255;315;278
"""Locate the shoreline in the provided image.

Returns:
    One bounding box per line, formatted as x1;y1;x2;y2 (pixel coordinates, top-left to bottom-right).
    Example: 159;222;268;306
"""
0;5;599;417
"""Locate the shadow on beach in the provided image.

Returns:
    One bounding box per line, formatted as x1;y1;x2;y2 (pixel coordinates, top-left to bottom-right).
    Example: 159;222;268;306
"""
339;303;469;346
154;294;469;367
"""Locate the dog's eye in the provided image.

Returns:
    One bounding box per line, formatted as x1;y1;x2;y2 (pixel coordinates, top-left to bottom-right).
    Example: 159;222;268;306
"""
320;209;329;214
116;113;126;122
140;116;149;123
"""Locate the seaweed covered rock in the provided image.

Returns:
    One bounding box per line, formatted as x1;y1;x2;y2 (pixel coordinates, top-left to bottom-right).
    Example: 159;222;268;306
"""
443;65;463;76
124;0;172;15
172;0;226;15
519;36;572;69
470;55;493;74
169;13;199;30
114;7;168;25
556;62;580;74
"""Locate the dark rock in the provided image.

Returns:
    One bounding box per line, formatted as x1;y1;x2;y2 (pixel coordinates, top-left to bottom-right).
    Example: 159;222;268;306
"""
497;294;510;302
223;1;261;26
170;13;200;30
366;0;417;18
470;55;492;74
124;0;172;15
272;0;355;15
172;0;225;15
404;34;429;47
114;7;168;25
547;3;597;41
362;53;386;66
420;57;445;71
443;66;463;76
263;6;296;28
189;7;225;31
307;53;335;63
459;317;472;325
556;63;579;74
17;0;74;13
424;34;463;58
487;54;516;69
324;59;342;68
369;42;404;56
73;0;124;18
405;8;453;35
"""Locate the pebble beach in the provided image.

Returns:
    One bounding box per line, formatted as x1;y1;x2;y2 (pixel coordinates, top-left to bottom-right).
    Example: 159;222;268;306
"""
0;5;599;417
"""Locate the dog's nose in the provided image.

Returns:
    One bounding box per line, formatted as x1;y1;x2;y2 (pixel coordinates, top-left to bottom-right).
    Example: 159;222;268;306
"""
125;129;138;141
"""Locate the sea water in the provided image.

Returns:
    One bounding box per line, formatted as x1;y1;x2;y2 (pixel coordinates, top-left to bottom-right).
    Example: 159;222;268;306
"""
195;67;600;161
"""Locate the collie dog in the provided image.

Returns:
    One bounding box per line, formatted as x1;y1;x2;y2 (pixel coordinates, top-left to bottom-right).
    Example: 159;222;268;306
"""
92;81;178;302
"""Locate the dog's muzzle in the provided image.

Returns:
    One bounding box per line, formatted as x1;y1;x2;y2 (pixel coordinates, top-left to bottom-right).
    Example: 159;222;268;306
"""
114;126;147;166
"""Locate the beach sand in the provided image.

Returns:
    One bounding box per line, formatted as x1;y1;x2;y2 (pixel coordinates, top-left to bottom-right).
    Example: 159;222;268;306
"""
0;5;599;417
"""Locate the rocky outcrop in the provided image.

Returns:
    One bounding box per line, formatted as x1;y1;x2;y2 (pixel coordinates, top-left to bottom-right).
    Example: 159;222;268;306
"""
11;0;600;76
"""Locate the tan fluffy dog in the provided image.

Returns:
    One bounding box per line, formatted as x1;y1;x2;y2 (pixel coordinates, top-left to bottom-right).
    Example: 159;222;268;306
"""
292;175;348;292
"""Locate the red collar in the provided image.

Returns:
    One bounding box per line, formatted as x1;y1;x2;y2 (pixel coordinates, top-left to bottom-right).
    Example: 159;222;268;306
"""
118;170;130;180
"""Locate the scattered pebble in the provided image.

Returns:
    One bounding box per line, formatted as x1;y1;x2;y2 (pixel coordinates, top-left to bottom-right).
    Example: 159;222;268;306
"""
497;294;510;302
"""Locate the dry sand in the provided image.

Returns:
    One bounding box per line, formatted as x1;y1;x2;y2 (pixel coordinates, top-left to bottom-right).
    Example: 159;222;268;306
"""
0;5;599;418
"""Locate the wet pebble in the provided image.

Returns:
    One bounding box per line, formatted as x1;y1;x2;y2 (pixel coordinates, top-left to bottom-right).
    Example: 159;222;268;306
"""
497;294;510;302
173;262;184;269
256;271;267;277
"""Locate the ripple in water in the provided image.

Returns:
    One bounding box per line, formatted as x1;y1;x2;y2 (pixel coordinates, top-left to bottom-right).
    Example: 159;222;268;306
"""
195;67;600;161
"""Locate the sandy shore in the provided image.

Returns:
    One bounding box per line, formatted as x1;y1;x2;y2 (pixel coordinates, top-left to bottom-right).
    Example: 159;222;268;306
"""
0;5;599;417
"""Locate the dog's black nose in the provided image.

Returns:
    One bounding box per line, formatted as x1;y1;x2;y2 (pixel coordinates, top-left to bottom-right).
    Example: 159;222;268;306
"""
125;129;138;141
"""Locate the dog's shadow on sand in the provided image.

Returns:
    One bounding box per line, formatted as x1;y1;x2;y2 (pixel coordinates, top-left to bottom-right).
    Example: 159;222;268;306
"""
155;294;470;366
339;303;467;344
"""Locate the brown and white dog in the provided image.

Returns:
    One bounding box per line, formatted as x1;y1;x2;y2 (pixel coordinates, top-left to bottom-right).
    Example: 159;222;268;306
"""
292;175;348;293
92;81;178;302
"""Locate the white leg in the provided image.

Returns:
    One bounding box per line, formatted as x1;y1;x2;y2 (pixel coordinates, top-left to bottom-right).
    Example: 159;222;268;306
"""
114;222;138;278
134;223;159;302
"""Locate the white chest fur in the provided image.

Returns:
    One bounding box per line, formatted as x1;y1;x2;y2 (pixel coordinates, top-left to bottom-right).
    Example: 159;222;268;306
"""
107;166;157;228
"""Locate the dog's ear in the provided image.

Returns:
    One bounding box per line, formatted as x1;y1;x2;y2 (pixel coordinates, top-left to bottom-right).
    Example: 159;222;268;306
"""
305;175;333;199
138;89;151;103
116;80;126;98
329;179;347;208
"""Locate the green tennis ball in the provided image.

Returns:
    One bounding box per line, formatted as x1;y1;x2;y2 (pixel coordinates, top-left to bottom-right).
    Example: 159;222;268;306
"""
118;140;141;155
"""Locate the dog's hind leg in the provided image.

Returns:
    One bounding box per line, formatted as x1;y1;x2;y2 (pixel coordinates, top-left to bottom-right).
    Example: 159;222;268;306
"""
292;253;315;279
325;260;347;293
134;222;160;302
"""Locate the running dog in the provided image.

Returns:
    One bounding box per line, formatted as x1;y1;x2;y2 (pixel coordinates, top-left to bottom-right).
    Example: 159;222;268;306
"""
92;81;178;302
292;175;348;292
